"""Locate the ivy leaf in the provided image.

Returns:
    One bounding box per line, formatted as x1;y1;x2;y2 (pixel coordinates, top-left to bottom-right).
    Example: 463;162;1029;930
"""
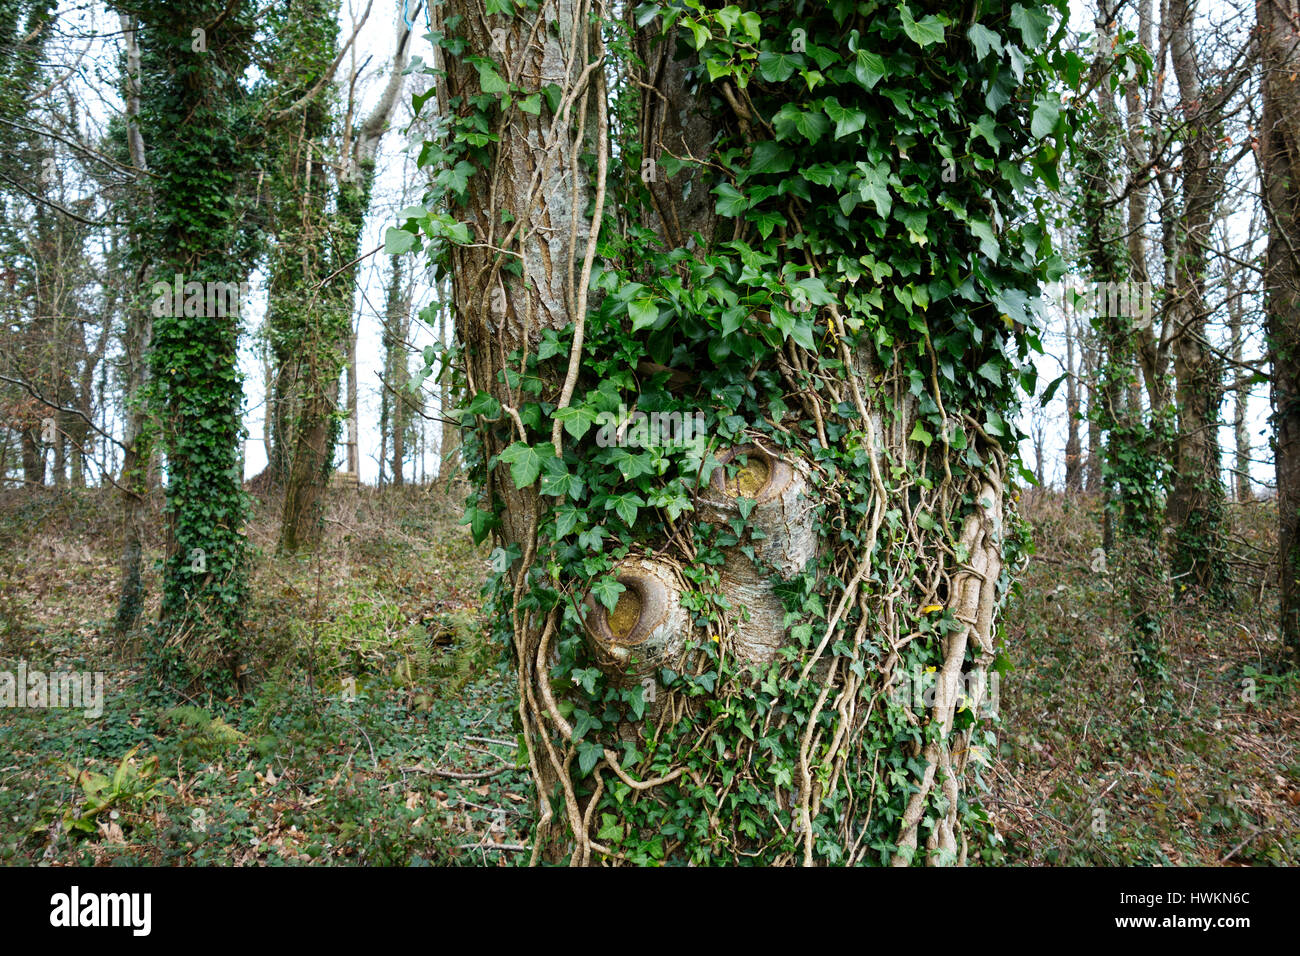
749;209;786;240
439;160;475;197
473;61;510;95
498;441;552;489
758;50;802;82
1010;3;1052;48
715;5;741;34
628;297;660;331
685;19;711;50
463;390;502;420
590;575;626;613
898;4;947;48
383;227;416;255
714;182;751;217
540;459;585;499
970;219;1000;260
897;208;928;245
909;421;934;448
606;492;646;526
984;411;1009;437
597;812;625;843
542;82;563;114
824;97;867;139
606;446;655;480
577;525;607;551
572;708;602;740
853;49;888;89
967;23;1003;60
720;305;747;337
802;163;847;187
773;104;830;144
1031;95;1060;139
749;141;795;175
577;740;604;776
856;161;893;218
706;57;734;82
1039;371;1068;405
553;404;598;439
554;505;580;539
459;504;494;545
791;276;836;306
976;360;1003;385
517;93;542;115
970;114;1001;151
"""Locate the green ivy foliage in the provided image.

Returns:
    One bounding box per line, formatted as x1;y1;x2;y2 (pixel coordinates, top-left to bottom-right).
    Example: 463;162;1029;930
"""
406;0;1077;864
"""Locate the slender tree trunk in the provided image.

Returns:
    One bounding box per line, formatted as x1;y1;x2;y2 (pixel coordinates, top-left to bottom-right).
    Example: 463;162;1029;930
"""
345;319;358;476
1065;315;1082;493
20;428;40;485
1227;265;1252;502
436;299;460;484
1083;332;1103;493
1166;0;1232;603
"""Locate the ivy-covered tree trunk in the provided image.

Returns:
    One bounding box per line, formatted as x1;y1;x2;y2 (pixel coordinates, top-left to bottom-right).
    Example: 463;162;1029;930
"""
436;297;461;484
124;0;261;689
1165;0;1231;605
415;0;1062;864
263;0;343;491
1077;27;1169;684
277;19;410;550
1260;0;1300;665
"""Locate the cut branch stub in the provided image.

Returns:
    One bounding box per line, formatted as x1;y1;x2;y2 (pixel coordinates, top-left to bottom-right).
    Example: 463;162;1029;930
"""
583;556;689;683
700;444;818;664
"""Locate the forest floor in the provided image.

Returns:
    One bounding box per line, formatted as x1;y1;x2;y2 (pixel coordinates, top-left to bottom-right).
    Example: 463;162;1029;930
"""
0;483;1296;865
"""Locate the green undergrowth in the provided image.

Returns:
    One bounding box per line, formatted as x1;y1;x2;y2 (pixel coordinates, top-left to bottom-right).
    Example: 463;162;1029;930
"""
0;485;532;866
993;492;1300;865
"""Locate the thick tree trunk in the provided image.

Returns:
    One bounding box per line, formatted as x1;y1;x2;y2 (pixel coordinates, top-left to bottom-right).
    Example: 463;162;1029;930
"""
279;379;339;551
433;0;1035;865
125;0;261;687
1261;0;1300;663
